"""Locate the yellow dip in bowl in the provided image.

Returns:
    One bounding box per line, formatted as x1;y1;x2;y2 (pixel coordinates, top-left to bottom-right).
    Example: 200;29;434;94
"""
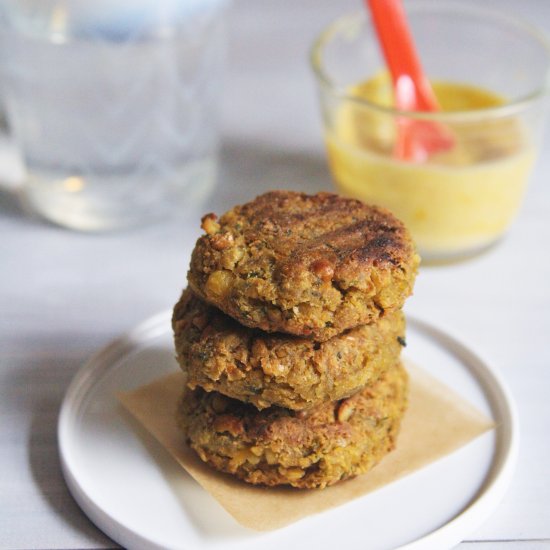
326;75;536;261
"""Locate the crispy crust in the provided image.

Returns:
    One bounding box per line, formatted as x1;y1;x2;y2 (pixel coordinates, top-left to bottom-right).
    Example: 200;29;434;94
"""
188;191;419;340
172;288;405;410
177;364;408;489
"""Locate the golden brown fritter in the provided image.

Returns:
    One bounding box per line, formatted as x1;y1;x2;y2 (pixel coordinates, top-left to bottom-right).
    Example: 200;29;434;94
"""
188;191;419;340
177;364;408;489
173;288;405;410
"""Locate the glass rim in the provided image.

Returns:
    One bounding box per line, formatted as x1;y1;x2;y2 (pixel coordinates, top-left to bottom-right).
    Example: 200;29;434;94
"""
310;0;550;121
0;0;229;45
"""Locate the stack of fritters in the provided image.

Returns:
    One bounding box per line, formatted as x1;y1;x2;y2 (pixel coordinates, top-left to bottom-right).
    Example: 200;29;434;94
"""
172;191;419;489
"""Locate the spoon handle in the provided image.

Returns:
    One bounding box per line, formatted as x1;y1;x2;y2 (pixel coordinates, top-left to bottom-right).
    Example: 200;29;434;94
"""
367;0;439;112
366;0;455;161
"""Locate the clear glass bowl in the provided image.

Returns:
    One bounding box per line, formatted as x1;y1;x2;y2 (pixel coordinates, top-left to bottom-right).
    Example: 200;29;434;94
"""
311;1;550;262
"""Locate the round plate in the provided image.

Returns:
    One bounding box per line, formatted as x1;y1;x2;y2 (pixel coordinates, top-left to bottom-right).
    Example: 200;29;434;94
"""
58;312;518;550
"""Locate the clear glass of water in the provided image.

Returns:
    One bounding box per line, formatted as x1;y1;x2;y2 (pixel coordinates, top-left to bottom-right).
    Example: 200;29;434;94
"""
0;0;227;231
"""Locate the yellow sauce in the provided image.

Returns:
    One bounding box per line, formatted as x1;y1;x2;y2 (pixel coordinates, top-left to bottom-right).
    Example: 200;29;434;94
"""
326;74;535;259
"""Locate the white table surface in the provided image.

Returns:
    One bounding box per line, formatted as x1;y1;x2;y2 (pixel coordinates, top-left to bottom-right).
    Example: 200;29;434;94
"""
1;1;549;549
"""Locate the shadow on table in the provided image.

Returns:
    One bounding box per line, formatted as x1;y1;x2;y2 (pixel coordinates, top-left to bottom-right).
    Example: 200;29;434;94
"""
6;342;119;548
0;186;31;222
213;140;333;211
0;139;334;228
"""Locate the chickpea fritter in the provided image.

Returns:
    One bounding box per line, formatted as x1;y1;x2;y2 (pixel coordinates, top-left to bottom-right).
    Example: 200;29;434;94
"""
177;364;408;489
188;191;419;341
173;288;405;410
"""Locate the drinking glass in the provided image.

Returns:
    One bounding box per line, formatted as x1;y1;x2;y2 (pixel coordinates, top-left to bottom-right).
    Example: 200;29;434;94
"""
0;0;227;231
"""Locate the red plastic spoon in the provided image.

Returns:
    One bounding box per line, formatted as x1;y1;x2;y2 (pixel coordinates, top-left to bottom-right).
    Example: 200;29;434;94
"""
366;0;454;161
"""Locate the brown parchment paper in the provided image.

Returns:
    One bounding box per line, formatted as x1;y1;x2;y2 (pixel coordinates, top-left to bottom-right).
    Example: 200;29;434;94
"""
118;362;493;531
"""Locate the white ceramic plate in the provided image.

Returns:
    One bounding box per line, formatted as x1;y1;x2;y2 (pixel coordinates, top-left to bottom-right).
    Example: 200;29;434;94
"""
58;312;518;550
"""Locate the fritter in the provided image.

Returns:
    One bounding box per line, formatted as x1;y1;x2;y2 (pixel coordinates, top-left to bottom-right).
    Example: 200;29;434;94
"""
173;288;405;410
177;363;408;489
188;191;419;340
